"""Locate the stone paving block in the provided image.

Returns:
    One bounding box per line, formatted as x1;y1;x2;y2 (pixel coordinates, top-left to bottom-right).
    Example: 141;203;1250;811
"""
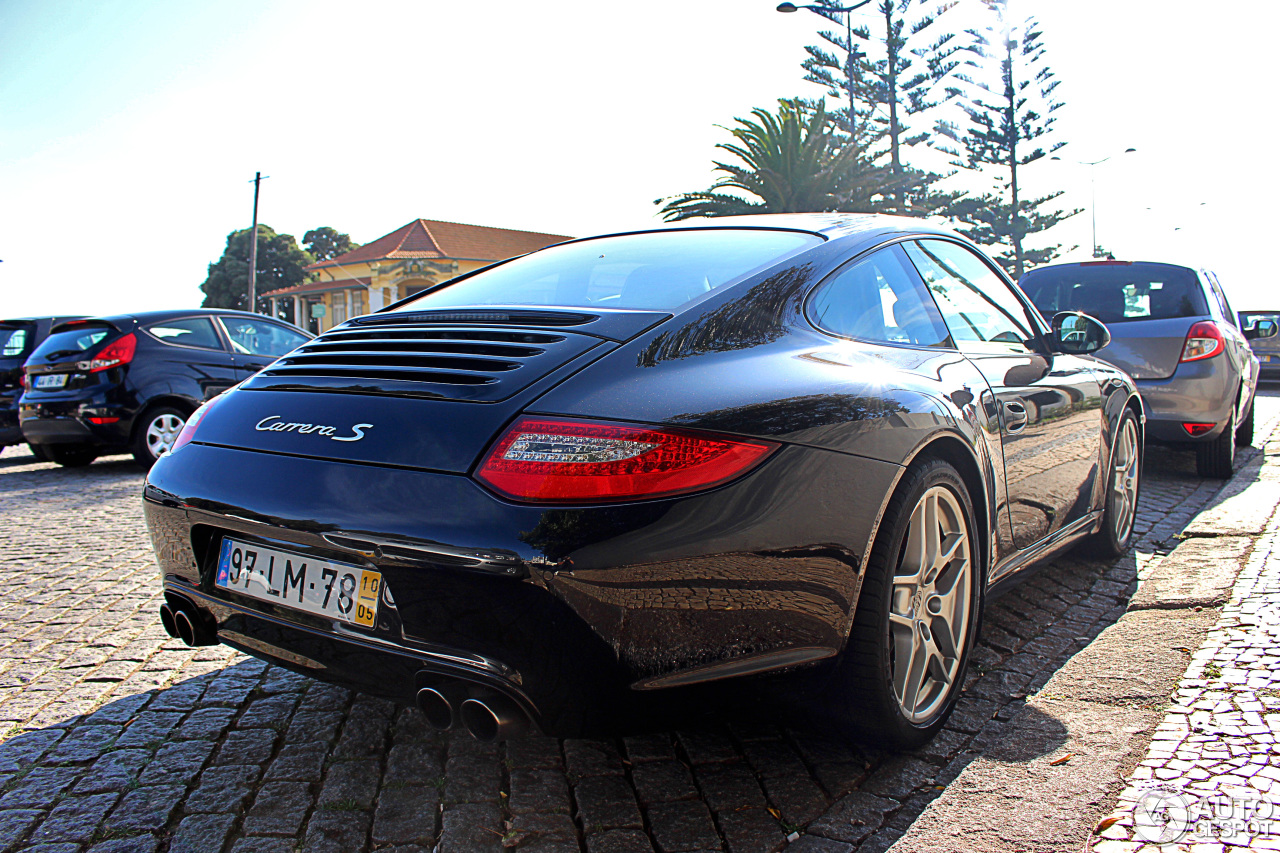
168;813;238;853
29;792;120;843
316;759;380;810
806;790;896;844
184;765;260;814
1128;535;1250;610
212;727;279;765
442;752;500;804
74;748;151;794
0;766;81;809
0;808;42;851
371;785;438;846
632;759;699;803
241;781;313;836
303;809;373;853
103;783;185;833
760;772;828;825
586;828;656;853
565;739;625;779
227;838;296;853
173;707;236;740
510;811;578;841
691;761;766;813
87;838;159;853
717;806;787;853
509;767;572;814
382;741;440;786
436;802;503;853
646;800;721;852
137;740;214;786
113;712;183;749
574;774;645;833
41;725;121;765
264;741;328;782
0;729;64;773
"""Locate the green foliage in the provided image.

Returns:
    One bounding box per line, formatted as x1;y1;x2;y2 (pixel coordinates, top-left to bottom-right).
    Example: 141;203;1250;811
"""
655;99;909;221
303;227;359;262
799;0;963;214
200;226;313;316
936;0;1078;277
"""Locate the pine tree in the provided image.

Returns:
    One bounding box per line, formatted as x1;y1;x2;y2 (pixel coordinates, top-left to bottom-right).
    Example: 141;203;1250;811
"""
799;0;963;215
936;0;1079;277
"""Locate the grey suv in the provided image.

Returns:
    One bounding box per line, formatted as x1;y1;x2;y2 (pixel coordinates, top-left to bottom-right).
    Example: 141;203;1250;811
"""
1019;260;1276;478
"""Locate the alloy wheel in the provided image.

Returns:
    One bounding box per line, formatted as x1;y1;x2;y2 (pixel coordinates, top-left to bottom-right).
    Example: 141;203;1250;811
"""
889;485;973;724
1112;417;1140;542
145;413;186;459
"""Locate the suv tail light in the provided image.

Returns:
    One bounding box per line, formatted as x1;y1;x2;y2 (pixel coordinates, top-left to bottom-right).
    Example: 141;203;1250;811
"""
475;416;778;503
1180;321;1224;363
86;333;137;372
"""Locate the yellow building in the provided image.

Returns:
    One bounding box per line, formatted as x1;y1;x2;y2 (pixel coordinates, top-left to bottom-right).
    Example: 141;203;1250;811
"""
264;218;573;333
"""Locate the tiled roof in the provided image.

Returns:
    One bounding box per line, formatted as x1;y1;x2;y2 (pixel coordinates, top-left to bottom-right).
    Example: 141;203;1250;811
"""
262;277;371;297
307;219;573;271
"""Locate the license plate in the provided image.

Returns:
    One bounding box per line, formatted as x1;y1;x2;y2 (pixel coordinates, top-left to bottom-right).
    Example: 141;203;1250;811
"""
215;537;381;628
34;374;67;389
1260;354;1273;363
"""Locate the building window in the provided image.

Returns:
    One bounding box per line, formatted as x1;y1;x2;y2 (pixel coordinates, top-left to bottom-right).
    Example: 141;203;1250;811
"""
331;297;347;325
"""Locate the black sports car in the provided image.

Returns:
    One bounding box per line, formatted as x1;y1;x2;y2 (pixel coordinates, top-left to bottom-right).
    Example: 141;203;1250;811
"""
143;214;1142;747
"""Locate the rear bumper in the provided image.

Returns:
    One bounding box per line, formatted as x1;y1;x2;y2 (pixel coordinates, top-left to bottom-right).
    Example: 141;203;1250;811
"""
143;441;898;735
19;401;132;447
1135;358;1236;443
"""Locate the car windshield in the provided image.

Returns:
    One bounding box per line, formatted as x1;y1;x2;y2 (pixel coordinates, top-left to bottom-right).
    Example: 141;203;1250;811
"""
386;229;822;314
1019;262;1208;325
30;325;113;360
1241;312;1280;329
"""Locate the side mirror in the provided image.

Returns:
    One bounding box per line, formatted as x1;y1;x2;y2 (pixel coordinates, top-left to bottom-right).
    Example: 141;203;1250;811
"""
1051;311;1111;354
1245;318;1278;340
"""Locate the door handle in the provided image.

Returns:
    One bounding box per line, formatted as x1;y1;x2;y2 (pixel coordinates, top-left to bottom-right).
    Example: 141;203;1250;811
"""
1002;401;1029;434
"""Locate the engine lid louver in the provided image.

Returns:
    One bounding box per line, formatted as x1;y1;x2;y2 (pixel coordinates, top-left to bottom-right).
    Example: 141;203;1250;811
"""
245;325;600;402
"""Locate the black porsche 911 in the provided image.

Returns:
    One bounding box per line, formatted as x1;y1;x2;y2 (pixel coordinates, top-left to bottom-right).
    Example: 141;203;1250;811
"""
143;214;1142;747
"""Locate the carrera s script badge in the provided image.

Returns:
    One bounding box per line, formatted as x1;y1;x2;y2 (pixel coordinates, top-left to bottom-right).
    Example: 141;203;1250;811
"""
255;415;373;442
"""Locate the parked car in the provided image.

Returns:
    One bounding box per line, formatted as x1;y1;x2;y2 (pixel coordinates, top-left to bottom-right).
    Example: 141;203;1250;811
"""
1;316;84;458
142;215;1142;748
21;309;312;468
1019;260;1275;478
1239;311;1280;381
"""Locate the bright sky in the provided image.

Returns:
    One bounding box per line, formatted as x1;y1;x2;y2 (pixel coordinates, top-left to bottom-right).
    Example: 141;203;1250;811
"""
1;0;1275;317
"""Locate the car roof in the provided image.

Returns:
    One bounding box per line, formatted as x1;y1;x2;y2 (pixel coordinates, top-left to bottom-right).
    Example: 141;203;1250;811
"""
578;212;964;246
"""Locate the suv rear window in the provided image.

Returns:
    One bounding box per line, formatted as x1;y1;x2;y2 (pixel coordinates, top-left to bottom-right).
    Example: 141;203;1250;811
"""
30;325;114;360
1019;262;1208;324
388;230;822;313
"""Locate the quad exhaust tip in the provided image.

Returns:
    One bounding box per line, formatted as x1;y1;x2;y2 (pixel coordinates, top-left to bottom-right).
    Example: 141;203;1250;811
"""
414;681;531;741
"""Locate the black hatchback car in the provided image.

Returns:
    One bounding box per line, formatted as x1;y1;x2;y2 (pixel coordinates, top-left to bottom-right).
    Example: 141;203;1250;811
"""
1;317;84;457
143;215;1143;748
21;309;312;467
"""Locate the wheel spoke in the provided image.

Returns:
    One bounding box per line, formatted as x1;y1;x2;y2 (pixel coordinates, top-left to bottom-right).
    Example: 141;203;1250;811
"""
896;629;928;714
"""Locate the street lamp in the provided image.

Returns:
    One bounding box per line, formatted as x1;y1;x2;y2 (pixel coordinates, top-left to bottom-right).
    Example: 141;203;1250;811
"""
1052;148;1137;258
777;1;874;139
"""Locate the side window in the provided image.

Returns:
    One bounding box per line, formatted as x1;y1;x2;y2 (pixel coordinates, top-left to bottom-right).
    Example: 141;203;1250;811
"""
219;318;310;357
1;328;28;357
1206;273;1235;326
145;317;223;350
904;240;1036;352
809;245;952;347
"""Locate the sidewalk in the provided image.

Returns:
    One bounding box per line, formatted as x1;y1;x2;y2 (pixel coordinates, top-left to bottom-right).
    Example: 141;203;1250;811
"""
875;424;1280;852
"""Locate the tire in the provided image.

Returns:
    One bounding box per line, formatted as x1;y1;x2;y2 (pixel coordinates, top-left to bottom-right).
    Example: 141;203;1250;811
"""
132;406;189;467
1236;398;1255;447
27;443;50;462
1086;408;1141;559
46;444;99;467
1196;413;1236;478
835;458;981;748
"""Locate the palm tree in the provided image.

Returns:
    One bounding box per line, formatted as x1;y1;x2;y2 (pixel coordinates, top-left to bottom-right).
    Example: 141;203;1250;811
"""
656;99;913;221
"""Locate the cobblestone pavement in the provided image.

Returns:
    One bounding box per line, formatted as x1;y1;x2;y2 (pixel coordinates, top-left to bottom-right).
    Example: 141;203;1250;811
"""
1091;418;1280;851
2;391;1277;853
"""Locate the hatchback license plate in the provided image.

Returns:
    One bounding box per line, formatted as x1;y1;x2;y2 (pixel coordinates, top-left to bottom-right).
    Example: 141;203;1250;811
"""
1260;354;1273;363
215;537;381;627
34;374;66;389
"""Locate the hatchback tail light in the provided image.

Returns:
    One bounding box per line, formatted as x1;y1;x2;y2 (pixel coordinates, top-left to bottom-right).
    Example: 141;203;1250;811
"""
1180;321;1224;363
87;333;137;372
475;416;778;503
1183;423;1215;437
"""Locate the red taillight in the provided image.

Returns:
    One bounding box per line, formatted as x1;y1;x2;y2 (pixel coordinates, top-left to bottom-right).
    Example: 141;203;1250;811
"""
1180;321;1224;362
171;397;219;453
475;416;778;503
87;417;120;424
88;333;136;372
1183;423;1215;437
17;373;24;388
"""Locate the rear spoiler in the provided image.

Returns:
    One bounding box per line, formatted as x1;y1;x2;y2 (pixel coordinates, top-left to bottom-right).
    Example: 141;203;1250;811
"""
50;318;122;334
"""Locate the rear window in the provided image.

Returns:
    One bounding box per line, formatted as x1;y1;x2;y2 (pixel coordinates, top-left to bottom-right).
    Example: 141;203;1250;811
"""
1241;311;1280;330
0;327;30;358
30;325;114;360
1018;262;1208;324
387;229;822;314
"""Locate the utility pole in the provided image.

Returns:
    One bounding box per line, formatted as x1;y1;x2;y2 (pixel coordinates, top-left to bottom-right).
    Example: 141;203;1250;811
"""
247;172;268;314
